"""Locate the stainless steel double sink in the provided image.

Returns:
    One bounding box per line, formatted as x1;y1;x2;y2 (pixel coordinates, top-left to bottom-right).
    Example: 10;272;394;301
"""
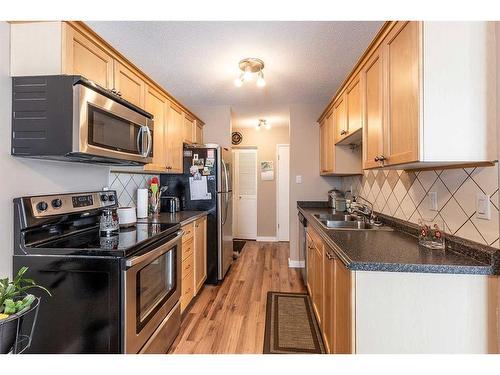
313;213;393;231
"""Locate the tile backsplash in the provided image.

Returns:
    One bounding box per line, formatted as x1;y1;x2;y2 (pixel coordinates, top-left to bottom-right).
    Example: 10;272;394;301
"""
342;164;500;248
108;172;159;208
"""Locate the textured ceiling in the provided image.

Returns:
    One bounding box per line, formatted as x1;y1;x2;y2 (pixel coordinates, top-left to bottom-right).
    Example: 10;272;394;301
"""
86;21;383;110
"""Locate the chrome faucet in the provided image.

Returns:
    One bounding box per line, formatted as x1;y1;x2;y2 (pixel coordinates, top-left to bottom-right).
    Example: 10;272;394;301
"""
347;196;376;224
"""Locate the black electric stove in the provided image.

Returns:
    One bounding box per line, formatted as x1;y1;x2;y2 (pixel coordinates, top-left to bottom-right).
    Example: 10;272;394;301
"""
12;190;181;353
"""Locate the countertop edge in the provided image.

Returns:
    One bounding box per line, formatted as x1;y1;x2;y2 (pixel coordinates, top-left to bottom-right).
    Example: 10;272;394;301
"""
177;211;208;226
298;205;495;276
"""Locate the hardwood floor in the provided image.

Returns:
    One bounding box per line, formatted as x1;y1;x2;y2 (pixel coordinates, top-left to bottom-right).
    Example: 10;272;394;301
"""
169;241;306;354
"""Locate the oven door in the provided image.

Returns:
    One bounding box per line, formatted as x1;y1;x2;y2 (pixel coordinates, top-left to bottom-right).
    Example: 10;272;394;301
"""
74;84;153;164
123;230;182;354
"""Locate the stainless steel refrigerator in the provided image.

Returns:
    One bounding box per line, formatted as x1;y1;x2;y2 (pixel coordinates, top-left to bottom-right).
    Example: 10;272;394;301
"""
160;146;233;283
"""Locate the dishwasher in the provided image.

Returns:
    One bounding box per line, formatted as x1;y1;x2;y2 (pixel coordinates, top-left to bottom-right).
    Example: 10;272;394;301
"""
298;212;307;284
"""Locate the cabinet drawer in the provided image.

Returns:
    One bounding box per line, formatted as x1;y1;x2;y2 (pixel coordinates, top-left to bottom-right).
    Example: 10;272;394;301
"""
180;271;194;312
181;222;195;243
182;237;194;261
182;253;194;279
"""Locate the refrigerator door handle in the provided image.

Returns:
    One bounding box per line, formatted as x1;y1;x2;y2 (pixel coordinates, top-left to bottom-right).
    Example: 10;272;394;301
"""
222;158;230;193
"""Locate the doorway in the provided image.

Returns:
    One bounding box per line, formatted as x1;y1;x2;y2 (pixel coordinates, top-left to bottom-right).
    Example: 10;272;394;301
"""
277;144;290;241
233;148;258;239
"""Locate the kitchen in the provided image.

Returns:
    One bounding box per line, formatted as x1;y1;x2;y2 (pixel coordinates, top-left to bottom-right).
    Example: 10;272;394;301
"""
1;1;500;372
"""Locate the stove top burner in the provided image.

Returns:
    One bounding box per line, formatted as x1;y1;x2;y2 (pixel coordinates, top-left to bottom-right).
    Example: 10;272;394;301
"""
32;222;179;257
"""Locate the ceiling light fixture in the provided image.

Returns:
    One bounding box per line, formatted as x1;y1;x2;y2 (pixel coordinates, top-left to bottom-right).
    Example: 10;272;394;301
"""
256;119;270;131
234;58;266;88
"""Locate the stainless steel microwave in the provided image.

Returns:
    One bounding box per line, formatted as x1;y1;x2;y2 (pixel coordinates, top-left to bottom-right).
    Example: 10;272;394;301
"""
12;75;153;165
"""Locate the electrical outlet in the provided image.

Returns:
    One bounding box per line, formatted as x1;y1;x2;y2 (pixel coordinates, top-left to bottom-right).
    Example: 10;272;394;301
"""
428;192;438;211
476;193;491;220
295;175;302;184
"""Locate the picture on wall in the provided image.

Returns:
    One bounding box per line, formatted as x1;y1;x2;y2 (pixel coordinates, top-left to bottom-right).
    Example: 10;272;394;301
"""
260;161;274;181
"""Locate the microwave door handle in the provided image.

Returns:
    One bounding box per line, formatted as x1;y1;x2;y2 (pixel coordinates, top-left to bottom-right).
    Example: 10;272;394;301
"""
136;126;144;155
144;126;152;157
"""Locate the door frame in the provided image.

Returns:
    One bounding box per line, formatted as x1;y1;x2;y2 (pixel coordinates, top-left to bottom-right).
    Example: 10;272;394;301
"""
232;147;258;240
276;144;290;241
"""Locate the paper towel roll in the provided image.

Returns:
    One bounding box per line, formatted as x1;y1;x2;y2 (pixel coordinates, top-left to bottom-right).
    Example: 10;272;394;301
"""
137;188;149;218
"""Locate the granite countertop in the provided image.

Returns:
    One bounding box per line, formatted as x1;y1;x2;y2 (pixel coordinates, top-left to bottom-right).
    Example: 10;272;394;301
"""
137;210;208;226
298;201;497;275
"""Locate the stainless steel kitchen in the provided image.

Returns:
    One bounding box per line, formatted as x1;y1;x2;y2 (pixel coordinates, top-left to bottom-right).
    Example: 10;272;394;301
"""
1;1;500;374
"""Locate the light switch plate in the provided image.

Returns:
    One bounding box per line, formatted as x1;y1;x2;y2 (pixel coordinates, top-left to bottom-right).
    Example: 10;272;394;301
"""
428;192;438;211
295;175;302;184
476;193;491;220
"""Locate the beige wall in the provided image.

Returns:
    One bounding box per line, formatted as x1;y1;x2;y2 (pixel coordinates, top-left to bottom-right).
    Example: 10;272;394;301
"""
0;22;110;278
289;103;342;262
190;105;232;148
233;125;290;238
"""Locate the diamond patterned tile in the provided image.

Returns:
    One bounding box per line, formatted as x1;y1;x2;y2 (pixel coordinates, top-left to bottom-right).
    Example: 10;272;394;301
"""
440;197;468;234
381;180;392;201
491;190;499;210
454;178;483;216
367;171;376;187
400;194;416;221
471;204;500;245
386;170;399;189
491;239;500;248
394;206;406;220
407;179;426;207
455;221;486;245
439;168;468;195
471;165;499;196
375;171;386;189
417;170;438;191
417;195;439;222
386;192;399;216
393;179;407;204
399;171;416;191
408;209;422;225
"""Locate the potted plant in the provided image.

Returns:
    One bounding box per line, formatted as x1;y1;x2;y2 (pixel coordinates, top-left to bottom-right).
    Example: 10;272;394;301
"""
0;267;51;353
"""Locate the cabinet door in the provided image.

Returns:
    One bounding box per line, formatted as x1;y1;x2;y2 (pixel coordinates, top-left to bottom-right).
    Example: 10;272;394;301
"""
194;216;207;294
167;103;184;173
346;75;362;134
306;233;314;296
183;114;195;144
319;112;334;175
313;244;323;327
144;85;169;172
333;95;347;143
361;46;385;169
63;25;114;89
333;258;352;354
113;61;145;108
384;21;420;166
323;248;334;354
195;122;204;144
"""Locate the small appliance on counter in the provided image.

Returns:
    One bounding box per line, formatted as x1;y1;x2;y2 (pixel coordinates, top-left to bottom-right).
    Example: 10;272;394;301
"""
117;207;137;227
12;190;182;354
162;196;181;213
328;189;347;211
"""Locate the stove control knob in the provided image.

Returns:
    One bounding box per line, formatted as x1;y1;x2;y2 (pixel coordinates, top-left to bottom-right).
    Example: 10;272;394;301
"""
36;201;48;212
108;194;115;202
51;199;62;208
101;194;109;202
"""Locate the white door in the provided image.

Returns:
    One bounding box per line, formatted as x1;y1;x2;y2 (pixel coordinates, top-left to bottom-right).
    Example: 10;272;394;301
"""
277;144;290;241
233;149;257;239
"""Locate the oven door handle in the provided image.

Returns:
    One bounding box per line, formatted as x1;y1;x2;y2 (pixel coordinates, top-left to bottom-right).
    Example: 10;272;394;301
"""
125;230;184;268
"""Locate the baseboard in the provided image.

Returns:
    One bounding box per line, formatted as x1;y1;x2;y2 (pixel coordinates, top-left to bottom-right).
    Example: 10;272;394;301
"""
288;258;305;268
256;236;278;242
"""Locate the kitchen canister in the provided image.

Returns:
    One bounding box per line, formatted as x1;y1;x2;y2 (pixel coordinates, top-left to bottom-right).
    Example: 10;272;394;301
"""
117;207;137;227
137;188;149;218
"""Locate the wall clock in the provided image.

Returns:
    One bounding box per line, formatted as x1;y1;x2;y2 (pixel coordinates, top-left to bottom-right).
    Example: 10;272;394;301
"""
232;131;243;145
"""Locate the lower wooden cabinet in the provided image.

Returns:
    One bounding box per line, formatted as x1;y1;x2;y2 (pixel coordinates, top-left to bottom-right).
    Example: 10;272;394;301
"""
307;225;353;354
180;216;207;313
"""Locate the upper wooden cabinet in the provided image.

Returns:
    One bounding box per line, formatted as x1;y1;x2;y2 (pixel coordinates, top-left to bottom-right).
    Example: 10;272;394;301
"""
167;103;184;173
383;21;420;166
345;75;362;135
361;46;384;169
319;112;334;175
194;121;204;144
333;95;347;143
63;25;114;89
318;21;496;170
144;85;169;173
183;114;195;144
113;61;145;108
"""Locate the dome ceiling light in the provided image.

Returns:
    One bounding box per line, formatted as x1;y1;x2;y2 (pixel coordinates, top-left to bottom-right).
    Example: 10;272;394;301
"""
234;58;266;88
256;119;270;130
